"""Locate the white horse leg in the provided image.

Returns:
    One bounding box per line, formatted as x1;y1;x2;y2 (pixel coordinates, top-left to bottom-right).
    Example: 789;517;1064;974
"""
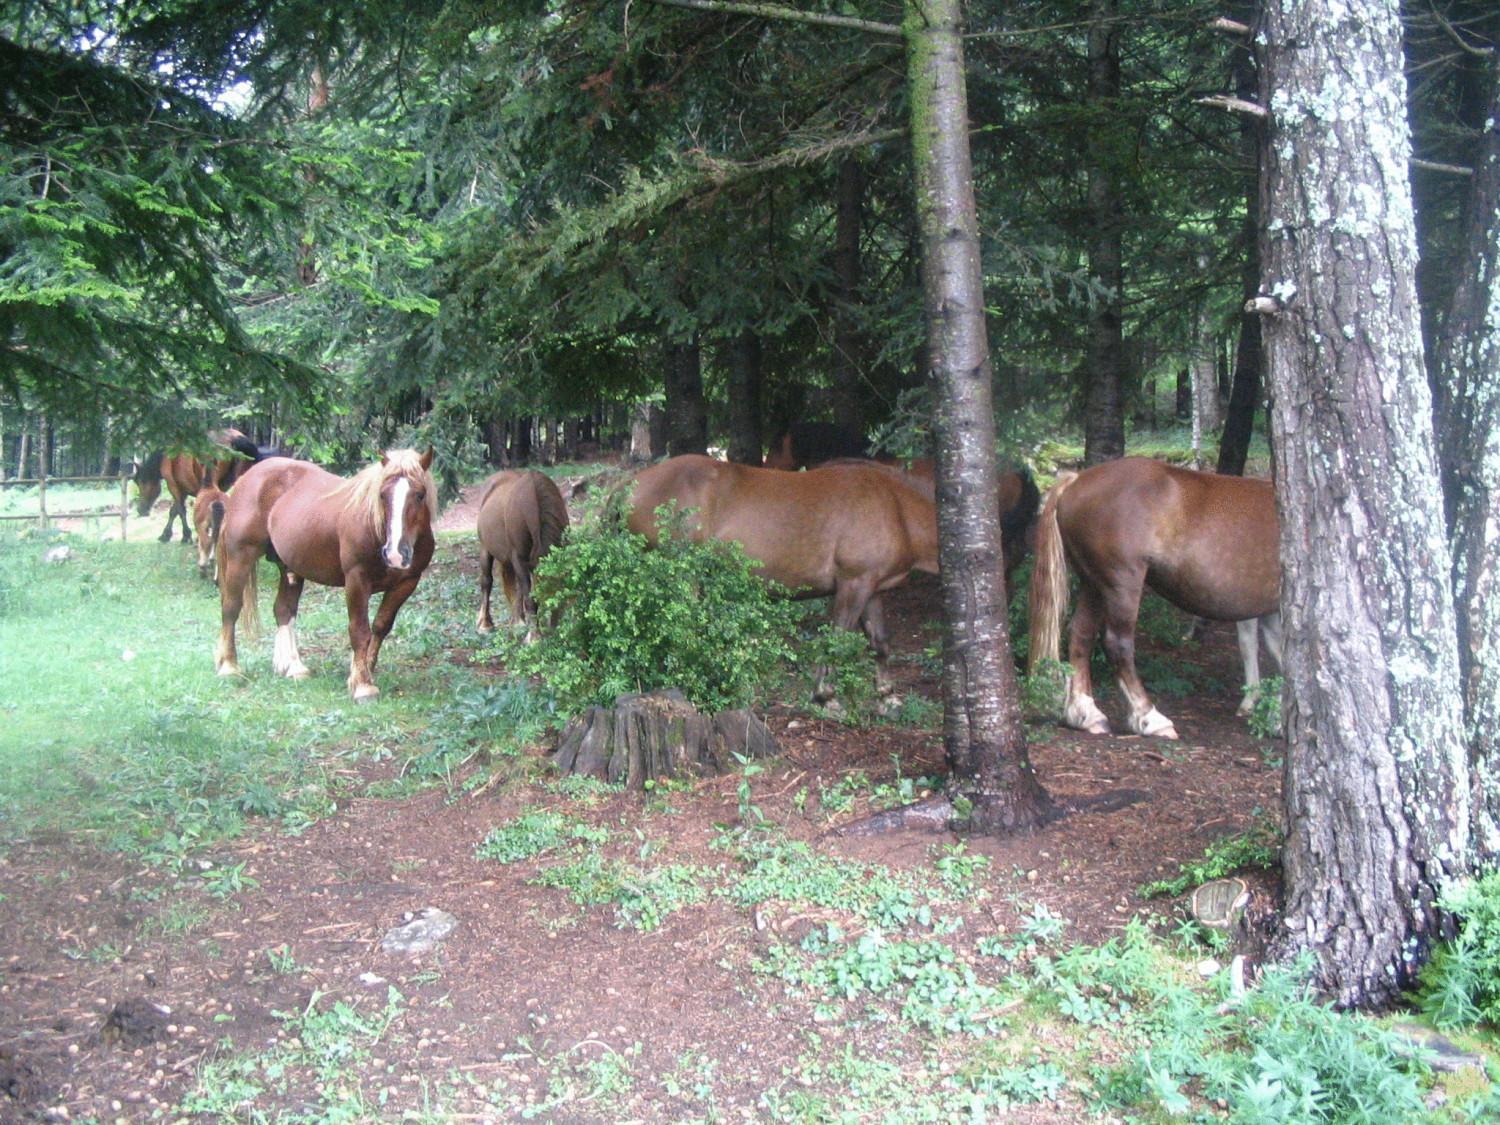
1119;678;1179;739
1063;675;1112;735
1236;618;1262;715
273;622;311;679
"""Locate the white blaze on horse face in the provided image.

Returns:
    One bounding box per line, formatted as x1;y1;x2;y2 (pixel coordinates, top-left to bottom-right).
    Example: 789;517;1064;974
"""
382;477;411;568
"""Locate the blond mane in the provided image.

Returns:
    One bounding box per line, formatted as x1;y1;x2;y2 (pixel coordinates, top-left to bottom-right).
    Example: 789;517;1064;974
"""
330;449;438;537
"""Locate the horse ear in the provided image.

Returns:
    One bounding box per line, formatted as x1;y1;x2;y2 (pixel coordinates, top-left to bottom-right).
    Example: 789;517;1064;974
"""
380;451;390;466
420;447;434;470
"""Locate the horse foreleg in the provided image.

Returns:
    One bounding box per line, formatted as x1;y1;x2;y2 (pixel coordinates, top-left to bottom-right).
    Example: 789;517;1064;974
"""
272;571;310;680
349;575;421;702
1101;589;1178;740
476;549;496;633
344;580;379;702
1236;618;1262;715
215;554;252;676
1063;587;1112;735
859;594;895;697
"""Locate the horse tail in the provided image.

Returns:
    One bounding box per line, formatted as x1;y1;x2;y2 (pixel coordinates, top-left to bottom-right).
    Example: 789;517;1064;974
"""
209;498;226;544
535;476;569;562
1027;470;1078;671
240;559;262;640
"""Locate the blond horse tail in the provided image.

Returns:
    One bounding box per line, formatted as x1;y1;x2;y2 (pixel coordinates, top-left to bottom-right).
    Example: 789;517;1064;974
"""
1027;471;1079;671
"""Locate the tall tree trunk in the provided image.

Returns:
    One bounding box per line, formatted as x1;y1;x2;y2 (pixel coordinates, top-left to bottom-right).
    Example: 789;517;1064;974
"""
513;417;533;464
829;157;867;432
906;0;1055;833
663;338;708;456
630;402;663;462
1258;0;1468;1007
1189;280;1223;468
482;417;507;466
1082;0;1126;465
726;332;765;465
16;431;29;479
1432;67;1500;862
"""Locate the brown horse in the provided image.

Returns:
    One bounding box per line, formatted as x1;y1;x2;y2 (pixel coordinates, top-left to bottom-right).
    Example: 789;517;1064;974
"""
627;454;939;700
134;429;260;542
214;449;437;702
890;458;1039;592
475;469;570;640
192;486;229;580
1028;457;1280;739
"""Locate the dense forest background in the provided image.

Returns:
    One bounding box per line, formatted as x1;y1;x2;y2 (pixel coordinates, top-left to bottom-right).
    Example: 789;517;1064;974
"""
9;0;1485;482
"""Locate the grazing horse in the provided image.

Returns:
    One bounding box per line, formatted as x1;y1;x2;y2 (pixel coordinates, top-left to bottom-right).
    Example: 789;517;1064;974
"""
133;429;260;542
1027;457;1280;739
763;421;868;470
192;486;229;580
893;458;1040;593
627;454;939;700
475;469;570;640
214;449;437;702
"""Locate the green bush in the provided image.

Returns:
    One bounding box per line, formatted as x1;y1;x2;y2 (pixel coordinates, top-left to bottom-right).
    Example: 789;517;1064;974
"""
507;511;804;713
1419;869;1500;1029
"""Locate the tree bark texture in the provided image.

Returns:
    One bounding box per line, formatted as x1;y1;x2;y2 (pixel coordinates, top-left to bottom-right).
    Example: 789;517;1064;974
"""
1259;0;1468;1007
905;0;1054;833
1432;72;1500;862
1082;0;1126;466
551;690;780;788
663;338;708;456
726;331;765;465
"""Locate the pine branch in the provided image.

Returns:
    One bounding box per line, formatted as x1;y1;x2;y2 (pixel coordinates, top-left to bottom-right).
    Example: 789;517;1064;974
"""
639;0;902;39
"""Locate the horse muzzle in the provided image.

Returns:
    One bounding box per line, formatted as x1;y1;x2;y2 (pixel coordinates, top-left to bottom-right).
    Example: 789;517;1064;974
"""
383;542;413;569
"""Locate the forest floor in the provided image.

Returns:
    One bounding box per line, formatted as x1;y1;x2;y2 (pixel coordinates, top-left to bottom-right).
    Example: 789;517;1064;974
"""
1;472;1287;1123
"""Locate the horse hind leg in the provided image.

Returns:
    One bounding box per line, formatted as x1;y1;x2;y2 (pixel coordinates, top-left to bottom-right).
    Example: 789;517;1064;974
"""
1236;618;1262;716
512;555;540;643
859;594;902;715
476;549;497;633
216;552;257;677
1063;587;1112;735
1099;587;1178;740
271;571;310;680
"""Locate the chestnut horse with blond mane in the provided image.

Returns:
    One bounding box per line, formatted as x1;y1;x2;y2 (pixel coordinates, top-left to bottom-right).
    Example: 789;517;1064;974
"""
1027;457;1280;739
214;449;437;701
627;454;939;701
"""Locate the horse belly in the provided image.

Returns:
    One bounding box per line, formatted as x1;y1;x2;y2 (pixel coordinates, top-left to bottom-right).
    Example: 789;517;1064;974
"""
1147;554;1278;621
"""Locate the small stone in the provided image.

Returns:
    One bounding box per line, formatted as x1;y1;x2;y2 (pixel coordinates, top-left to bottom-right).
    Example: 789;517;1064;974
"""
1196;959;1221;978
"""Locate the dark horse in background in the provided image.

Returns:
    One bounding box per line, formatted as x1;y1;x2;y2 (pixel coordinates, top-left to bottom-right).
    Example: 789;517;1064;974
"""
627;454;940;702
763;421;869;470
1027;457;1281;739
475;469;570;640
214;449;437;702
133;429;261;542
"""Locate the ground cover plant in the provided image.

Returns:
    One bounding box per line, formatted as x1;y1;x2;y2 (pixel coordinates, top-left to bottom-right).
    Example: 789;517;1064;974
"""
0;490;1496;1122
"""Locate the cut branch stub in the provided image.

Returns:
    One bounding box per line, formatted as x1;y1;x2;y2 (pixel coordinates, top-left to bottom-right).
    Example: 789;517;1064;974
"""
550;689;780;787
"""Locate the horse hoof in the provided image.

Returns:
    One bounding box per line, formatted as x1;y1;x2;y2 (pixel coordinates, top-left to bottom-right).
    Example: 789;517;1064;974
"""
1133;709;1179;739
287;665;311;681
216;661;240;678
877;694;904;718
352;684;380;703
1081;718;1112;735
476;620;493;634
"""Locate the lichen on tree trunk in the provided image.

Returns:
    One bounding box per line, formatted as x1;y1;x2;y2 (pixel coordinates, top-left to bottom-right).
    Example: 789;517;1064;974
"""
1258;0;1468;1007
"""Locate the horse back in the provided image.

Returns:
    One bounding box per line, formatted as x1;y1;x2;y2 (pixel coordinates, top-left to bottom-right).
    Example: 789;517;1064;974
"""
629;455;937;594
1058;457;1278;620
477;470;569;564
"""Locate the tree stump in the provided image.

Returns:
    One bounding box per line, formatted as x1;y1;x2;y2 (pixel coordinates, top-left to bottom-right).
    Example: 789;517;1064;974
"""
550;689;780;787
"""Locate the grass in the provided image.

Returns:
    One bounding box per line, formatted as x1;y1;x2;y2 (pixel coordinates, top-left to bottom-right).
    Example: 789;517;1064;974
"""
0;527;507;867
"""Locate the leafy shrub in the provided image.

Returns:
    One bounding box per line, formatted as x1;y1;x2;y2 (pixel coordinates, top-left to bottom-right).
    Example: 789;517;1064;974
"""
1419;869;1500;1029
1247;674;1285;741
797;624;877;719
475;809;609;864
506;512;803;712
1019;657;1069;720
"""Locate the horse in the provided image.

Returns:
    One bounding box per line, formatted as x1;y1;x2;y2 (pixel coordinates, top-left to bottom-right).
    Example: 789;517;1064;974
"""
475;469;570;640
763;421;868;470
626;454;939;701
891;457;1040;593
192;486;229;580
213;449;437;702
1027;457;1281;739
133;429;260;542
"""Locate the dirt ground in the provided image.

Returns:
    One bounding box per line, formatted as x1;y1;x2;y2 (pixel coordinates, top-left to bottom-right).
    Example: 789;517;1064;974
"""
0;477;1281;1122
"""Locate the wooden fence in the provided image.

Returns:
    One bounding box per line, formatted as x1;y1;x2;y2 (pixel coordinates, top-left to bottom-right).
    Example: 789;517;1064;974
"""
0;472;132;539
